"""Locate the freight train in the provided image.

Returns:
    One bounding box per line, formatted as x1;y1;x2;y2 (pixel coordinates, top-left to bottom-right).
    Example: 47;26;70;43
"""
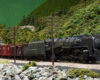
0;34;100;63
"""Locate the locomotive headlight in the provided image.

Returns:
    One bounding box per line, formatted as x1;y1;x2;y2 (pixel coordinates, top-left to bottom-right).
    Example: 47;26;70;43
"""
45;45;49;47
45;43;50;47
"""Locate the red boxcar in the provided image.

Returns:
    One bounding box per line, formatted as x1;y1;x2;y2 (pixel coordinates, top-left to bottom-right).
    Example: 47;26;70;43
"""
10;44;28;58
0;45;2;56
1;44;8;57
10;45;14;57
16;44;28;58
1;44;14;57
8;44;14;57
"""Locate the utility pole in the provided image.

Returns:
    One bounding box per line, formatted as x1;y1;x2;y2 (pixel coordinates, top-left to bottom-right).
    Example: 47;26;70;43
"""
8;26;20;64
44;16;61;66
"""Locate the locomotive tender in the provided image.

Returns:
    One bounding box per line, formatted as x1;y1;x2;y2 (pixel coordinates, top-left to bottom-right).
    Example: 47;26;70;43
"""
23;34;100;63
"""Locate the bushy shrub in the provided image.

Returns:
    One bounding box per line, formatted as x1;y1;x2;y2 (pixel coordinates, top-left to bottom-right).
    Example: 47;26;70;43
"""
22;63;30;71
31;61;37;66
22;61;37;71
67;68;99;80
0;60;9;64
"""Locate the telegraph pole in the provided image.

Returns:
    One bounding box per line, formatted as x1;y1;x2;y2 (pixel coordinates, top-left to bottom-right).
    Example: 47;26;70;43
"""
0;37;2;45
0;27;20;64
44;16;61;66
8;26;20;64
14;26;16;64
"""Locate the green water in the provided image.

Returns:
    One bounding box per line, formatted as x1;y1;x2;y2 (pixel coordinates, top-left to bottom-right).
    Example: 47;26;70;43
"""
0;0;46;27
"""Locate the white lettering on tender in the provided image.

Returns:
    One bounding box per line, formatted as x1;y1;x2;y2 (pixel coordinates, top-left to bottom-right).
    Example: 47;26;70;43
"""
29;49;37;51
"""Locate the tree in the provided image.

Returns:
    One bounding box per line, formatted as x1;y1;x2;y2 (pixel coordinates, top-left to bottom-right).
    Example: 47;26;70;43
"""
19;15;26;26
30;15;35;25
26;15;31;25
1;28;9;43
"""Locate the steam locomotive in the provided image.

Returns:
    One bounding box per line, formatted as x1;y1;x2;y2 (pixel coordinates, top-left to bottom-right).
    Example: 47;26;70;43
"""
23;34;100;63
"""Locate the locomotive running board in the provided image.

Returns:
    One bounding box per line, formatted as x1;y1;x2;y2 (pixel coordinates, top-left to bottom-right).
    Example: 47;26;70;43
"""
83;50;89;52
62;46;82;48
96;61;100;63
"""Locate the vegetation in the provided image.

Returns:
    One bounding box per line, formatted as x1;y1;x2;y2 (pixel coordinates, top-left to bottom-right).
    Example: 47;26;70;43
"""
0;24;5;35
0;60;9;64
68;68;99;80
22;61;37;71
1;0;100;44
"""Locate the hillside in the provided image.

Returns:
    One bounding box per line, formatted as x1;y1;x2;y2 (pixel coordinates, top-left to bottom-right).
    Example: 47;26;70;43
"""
18;0;80;26
0;0;46;27
1;0;100;44
35;0;100;40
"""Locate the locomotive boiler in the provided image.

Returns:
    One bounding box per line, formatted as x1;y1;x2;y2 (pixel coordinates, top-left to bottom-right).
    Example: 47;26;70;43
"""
57;34;100;63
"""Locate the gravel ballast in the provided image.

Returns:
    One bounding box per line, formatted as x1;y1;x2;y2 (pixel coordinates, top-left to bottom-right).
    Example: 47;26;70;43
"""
0;63;100;80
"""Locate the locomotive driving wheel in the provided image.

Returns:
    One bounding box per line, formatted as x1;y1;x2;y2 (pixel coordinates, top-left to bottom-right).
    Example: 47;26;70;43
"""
83;60;89;63
50;56;57;62
91;57;96;64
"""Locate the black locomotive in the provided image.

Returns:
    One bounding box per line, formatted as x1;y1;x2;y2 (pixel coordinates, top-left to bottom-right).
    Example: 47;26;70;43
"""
23;34;100;63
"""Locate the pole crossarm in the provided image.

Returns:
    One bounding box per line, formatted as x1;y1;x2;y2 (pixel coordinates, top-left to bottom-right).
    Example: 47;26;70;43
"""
44;16;60;19
45;27;63;29
44;20;60;22
8;35;14;36
7;27;12;29
8;38;14;39
45;24;61;26
44;31;61;33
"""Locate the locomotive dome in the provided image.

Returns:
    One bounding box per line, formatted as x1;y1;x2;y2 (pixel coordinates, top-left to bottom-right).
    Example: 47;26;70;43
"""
78;35;89;38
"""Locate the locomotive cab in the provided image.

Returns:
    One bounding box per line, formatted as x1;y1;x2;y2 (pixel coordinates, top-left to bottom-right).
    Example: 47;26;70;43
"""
45;38;61;61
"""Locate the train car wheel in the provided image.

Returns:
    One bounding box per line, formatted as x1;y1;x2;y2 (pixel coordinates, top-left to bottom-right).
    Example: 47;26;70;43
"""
68;59;71;62
40;57;44;61
73;59;77;62
79;60;83;63
43;57;45;61
91;58;96;64
84;60;89;63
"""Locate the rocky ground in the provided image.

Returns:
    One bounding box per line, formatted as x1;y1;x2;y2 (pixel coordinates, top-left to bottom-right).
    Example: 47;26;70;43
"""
0;63;100;80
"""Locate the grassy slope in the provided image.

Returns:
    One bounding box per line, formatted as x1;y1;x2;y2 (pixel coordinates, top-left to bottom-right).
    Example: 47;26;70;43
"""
30;0;80;18
37;0;100;40
19;0;80;26
0;0;46;27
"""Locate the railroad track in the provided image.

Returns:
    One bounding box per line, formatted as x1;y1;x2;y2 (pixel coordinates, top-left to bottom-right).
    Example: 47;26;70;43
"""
0;57;100;64
0;58;100;70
